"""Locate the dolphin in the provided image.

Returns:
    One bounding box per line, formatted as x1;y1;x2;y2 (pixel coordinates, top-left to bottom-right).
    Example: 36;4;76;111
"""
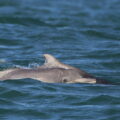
0;54;110;84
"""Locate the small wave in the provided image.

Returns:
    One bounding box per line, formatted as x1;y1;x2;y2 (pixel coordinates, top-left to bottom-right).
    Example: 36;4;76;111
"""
0;59;6;63
81;29;119;40
0;89;29;99
0;16;48;26
84;95;120;105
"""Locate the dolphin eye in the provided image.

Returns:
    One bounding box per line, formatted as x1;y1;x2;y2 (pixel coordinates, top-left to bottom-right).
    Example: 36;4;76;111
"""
63;78;68;83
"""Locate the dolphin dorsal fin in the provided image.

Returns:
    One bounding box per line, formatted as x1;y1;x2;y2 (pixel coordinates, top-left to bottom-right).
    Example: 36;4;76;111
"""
44;54;60;66
39;54;75;69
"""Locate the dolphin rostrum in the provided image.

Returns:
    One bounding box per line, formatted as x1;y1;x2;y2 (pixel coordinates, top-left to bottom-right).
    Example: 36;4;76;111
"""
0;54;110;84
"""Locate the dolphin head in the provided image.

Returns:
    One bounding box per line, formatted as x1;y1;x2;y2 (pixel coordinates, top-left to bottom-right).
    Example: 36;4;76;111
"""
58;69;96;84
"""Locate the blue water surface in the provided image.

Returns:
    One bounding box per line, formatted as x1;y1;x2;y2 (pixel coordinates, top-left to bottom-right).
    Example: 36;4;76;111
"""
0;0;120;120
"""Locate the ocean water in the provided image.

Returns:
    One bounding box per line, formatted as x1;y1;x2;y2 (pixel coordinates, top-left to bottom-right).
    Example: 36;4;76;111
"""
0;0;120;119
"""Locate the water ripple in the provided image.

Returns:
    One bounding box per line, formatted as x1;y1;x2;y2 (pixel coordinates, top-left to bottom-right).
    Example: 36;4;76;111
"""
0;0;120;119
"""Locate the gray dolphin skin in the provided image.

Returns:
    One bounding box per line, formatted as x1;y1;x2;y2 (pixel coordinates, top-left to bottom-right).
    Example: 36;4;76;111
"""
0;54;110;84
